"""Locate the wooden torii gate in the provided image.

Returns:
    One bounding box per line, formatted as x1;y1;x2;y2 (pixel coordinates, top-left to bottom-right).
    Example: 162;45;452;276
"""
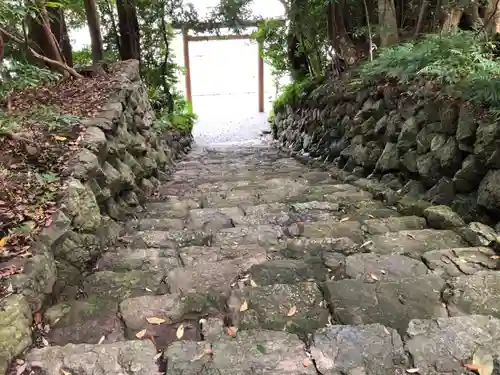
175;20;271;113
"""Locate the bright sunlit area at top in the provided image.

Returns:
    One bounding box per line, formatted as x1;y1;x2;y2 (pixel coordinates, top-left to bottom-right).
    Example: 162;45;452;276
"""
71;0;288;146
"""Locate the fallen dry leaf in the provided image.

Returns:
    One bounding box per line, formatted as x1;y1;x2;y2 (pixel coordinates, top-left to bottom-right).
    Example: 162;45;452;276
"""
147;317;166;325
16;363;27;375
464;364;481;371
227;326;238;337
302;358;309;367
287;306;297;317
176;324;185;339
53;135;67;141
249;279;258;287
339;217;350;222
0;236;8;248
360;240;373;248
154;352;163;361
240;300;249;312
135;329;147;339
471;348;494;375
190;344;212;362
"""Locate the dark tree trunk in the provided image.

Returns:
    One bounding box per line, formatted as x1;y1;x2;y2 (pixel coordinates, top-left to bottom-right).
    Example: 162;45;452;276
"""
327;0;358;65
101;0;121;53
28;3;67;75
83;0;104;63
48;6;73;66
287;33;309;80
116;0;141;62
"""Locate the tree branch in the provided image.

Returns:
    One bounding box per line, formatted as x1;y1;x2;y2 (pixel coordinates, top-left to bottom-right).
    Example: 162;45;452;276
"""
0;27;82;78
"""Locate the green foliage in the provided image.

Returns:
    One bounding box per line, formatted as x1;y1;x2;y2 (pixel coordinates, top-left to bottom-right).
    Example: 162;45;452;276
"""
0;104;79;134
0;61;60;101
252;19;289;79
358;31;500;106
152;94;197;136
72;48;93;68
72;46;120;68
272;75;324;114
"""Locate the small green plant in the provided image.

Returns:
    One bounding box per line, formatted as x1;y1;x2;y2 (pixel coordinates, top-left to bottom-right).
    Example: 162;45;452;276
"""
0;61;60;102
252;19;290;80
0;112;20;134
357;31;500;107
29;105;80;132
272;75;324;114
152;93;197;136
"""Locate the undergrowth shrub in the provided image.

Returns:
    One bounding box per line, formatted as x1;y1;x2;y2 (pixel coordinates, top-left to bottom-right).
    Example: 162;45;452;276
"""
273;75;325;114
152;92;197;136
0;61;59;102
357;31;500;106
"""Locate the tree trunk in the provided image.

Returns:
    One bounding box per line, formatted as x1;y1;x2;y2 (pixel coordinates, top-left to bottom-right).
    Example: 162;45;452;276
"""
441;7;463;31
29;2;67;76
116;0;141;61
159;2;174;113
378;0;399;47
414;0;428;36
0;33;3;64
484;0;500;35
327;0;358;65
83;0;104;63
101;0;121;53
48;6;73;66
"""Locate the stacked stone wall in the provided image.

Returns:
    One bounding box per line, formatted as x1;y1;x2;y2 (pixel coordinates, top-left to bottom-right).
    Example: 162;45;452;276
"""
273;80;500;229
0;59;192;373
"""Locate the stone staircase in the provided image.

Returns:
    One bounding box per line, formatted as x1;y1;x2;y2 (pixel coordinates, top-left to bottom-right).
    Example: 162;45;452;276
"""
23;145;500;375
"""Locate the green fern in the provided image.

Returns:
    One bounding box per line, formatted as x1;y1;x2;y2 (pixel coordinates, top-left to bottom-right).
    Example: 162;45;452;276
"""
357;31;500;108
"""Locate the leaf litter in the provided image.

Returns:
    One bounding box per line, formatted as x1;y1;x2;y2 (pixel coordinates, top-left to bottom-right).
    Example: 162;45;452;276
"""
0;70;115;298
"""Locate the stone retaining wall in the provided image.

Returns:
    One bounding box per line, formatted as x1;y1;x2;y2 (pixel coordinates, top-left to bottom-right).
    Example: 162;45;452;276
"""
0;60;192;374
273;79;500;229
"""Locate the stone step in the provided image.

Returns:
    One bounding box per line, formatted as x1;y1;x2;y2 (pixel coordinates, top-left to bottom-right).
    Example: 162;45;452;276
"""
96;247;181;272
227;282;329;335
199;184;366;208
247;259;328;285
165;329;318;374
169;167;310;184
96;244;268;273
119;294;203;348
150;183;371;212
25;340;160;374
443;270;500;318
184;201;402;229
323;274;448;335
422;246;498;277
124;217;441;263
24;315;500;375
365;229;469;257
405;315;500;374
59;270;167;301
43;296;123;346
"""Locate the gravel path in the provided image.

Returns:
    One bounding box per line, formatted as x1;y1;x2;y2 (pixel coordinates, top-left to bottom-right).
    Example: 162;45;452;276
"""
193;112;271;147
21;144;500;375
